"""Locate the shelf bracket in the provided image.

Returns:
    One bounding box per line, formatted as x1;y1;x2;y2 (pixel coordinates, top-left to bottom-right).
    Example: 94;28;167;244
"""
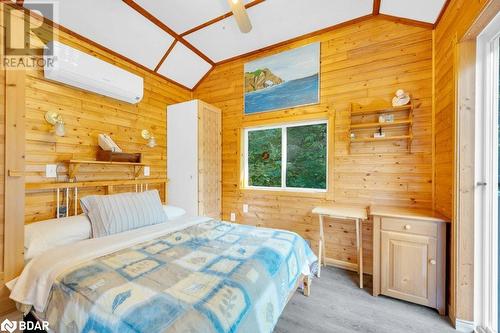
68;163;80;182
134;165;144;179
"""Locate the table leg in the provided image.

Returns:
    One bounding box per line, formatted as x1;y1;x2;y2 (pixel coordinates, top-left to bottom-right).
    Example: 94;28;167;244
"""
356;218;363;289
322;223;326;266
318;215;324;278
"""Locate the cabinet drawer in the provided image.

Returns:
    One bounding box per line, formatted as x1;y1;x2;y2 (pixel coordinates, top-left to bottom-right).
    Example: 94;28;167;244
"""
381;217;437;237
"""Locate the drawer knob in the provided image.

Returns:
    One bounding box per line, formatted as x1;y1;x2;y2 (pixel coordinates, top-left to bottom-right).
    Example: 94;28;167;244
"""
404;224;411;230
429;259;436;265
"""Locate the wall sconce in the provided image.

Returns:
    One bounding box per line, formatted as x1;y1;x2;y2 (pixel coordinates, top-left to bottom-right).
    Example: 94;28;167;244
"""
141;129;156;148
45;111;65;137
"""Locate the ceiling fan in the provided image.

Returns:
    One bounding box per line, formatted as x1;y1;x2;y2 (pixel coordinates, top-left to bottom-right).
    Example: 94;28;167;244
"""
227;0;253;33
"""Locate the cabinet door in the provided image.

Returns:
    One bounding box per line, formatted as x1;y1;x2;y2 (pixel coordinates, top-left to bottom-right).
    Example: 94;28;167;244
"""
197;101;221;219
167;101;199;216
381;231;437;308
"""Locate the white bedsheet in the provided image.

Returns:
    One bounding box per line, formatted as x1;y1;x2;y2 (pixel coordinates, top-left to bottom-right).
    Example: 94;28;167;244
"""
7;215;211;313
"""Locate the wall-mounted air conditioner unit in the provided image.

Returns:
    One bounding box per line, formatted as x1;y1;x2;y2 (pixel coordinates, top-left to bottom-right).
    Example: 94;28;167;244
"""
44;41;144;104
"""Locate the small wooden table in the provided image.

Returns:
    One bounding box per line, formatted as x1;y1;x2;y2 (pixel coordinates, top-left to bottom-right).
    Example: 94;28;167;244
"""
312;205;368;288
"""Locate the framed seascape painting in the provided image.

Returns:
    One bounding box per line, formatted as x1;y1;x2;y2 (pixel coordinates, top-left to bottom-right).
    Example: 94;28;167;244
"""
244;42;320;114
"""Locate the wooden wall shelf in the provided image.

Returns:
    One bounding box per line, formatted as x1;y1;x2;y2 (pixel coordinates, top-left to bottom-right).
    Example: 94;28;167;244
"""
26;178;166;191
350;104;413;116
66;159;147;181
350;135;412;143
350;119;412;130
349;102;414;154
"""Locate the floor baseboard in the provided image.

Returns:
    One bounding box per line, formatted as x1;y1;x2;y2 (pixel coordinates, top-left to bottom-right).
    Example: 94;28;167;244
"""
455;318;476;332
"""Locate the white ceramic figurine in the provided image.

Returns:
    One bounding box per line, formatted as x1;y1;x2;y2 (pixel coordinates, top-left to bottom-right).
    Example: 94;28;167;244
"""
392;89;410;107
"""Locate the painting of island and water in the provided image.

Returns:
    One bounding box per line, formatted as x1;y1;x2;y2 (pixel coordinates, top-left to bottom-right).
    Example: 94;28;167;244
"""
244;42;320;114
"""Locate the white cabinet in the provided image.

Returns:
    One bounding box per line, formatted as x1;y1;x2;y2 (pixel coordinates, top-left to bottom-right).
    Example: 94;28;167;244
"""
167;100;221;218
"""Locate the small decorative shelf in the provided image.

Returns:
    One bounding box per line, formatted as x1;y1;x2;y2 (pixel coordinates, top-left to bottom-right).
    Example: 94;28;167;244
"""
350;119;412;130
66;160;146;182
350;135;412;143
350;104;413;116
349;102;414;154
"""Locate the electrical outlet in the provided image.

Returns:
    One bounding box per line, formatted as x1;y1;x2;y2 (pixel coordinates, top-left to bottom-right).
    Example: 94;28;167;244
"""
45;164;57;178
243;204;249;213
230;212;236;222
144;166;150;177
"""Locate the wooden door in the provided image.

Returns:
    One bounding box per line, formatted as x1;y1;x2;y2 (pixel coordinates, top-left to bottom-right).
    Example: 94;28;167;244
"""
381;231;437;308
197;101;221;219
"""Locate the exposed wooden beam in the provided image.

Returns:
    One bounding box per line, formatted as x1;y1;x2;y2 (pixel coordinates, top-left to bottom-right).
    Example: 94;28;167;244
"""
6;2;193;91
154;40;177;72
373;0;381;15
180;0;265;37
434;0;452;28
122;0;215;66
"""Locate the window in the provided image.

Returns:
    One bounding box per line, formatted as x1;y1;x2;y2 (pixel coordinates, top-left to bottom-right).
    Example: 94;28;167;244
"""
244;120;327;191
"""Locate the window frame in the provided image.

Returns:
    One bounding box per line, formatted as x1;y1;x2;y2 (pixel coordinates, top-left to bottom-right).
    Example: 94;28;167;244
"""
242;119;328;193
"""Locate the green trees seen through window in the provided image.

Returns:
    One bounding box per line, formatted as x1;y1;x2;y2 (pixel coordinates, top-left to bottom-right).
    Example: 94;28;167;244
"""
246;122;327;190
248;128;282;187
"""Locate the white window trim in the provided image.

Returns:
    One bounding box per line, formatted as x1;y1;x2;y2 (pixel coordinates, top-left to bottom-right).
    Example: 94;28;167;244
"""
243;119;328;193
475;11;500;333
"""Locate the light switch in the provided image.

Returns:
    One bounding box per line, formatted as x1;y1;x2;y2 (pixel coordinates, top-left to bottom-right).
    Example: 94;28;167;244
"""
243;204;249;213
230;212;236;222
144;166;150;177
45;164;57;178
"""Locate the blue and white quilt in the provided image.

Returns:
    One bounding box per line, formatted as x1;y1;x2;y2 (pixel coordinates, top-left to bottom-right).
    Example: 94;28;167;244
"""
40;220;317;333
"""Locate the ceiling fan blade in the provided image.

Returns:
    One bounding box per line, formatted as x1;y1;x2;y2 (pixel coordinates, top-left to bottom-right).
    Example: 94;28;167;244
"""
227;0;252;33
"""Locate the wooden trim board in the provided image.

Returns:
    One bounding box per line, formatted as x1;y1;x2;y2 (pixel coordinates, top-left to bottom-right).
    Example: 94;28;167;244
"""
4;68;26;313
373;0;381;15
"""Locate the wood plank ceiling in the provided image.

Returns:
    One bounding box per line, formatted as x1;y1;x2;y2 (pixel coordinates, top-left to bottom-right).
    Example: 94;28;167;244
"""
19;0;449;91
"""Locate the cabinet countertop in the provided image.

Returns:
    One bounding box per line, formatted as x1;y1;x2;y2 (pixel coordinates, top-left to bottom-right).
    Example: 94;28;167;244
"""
369;206;449;223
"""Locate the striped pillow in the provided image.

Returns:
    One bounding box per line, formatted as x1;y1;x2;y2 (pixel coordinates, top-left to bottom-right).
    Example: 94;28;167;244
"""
80;190;167;238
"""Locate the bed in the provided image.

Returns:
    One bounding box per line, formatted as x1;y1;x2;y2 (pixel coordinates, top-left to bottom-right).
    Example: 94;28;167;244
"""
8;196;317;333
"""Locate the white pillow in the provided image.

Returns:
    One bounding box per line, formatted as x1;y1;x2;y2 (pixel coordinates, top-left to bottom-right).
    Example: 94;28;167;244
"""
80;190;167;238
163;205;186;220
24;215;91;260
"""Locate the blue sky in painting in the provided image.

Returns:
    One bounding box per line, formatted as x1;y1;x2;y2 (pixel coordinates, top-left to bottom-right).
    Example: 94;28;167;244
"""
244;43;319;81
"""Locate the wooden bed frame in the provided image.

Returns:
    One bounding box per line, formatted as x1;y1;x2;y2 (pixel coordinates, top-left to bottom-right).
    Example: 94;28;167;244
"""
25;178;168;218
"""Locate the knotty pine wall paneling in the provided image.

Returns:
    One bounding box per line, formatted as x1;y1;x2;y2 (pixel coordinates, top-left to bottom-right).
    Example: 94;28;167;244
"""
19;9;192;223
434;0;490;219
434;0;497;323
194;17;434;274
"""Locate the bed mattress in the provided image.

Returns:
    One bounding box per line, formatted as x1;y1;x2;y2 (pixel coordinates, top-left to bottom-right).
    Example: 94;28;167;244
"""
8;216;317;333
